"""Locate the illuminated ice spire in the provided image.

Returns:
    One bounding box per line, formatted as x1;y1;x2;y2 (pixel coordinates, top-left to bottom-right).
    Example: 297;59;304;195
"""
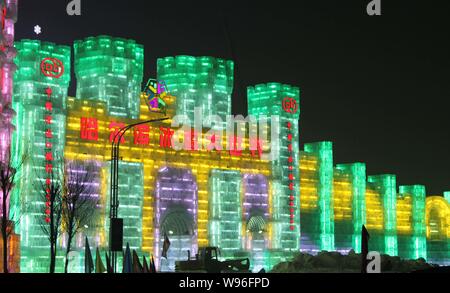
12;39;71;272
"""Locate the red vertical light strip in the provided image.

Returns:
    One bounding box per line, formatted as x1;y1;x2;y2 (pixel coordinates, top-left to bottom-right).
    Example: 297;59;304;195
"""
287;121;295;231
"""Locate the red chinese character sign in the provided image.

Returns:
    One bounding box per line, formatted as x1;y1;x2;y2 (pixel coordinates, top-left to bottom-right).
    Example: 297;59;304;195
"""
159;127;174;148
78;119;265;159
287;121;295;230
141;78;169;114
134;125;150;145
282;96;299;230
109;122;127;144
80;117;99;141
282;97;298;114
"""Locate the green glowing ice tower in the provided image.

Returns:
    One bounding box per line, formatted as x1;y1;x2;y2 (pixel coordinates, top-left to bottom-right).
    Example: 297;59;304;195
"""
12;40;71;272
368;175;398;256
247;83;301;251
74;36;144;119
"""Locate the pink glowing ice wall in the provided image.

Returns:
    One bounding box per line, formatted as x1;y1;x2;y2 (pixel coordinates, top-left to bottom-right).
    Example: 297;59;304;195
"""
0;0;18;216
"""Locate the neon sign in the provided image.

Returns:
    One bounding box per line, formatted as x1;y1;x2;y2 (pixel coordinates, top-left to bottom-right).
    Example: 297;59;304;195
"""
133;124;150;145
40;55;65;222
40;57;64;79
159;127;174;148
109;122;126;144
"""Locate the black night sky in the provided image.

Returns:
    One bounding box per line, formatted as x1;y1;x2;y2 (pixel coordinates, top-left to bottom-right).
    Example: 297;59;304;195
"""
17;0;450;194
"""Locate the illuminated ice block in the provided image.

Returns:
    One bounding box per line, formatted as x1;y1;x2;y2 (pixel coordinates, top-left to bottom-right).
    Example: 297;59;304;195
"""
74;36;144;119
154;167;198;271
248;83;301;252
368;175;398;256
335;163;366;253
398;185;426;260
299;151;320;252
365;181;385;253
104;162;144;255
425;196;449;265
208;170;242;257
303;142;335;252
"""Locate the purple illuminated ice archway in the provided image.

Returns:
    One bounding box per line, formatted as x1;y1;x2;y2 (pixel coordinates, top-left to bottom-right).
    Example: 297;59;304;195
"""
153;166;198;271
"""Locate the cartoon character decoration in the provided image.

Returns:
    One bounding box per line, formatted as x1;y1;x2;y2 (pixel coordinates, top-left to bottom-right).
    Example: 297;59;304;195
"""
142;79;169;115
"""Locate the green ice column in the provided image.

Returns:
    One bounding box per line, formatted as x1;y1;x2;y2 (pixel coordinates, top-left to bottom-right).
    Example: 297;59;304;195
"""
74;36;144;119
305;142;335;251
208;170;242;257
336;163;366;253
368;175;398;256
247;83;300;251
12;40;71;272
399;185;427;260
157;56;233;125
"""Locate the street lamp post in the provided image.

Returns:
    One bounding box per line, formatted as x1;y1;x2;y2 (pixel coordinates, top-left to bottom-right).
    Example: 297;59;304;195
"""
109;117;169;273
